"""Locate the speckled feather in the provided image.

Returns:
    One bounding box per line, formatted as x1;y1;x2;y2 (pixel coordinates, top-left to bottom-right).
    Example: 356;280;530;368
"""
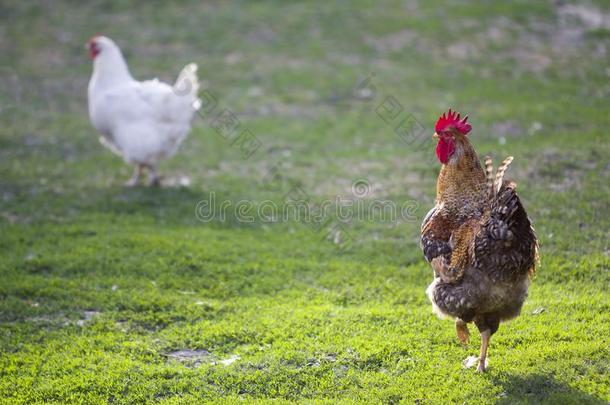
421;133;538;326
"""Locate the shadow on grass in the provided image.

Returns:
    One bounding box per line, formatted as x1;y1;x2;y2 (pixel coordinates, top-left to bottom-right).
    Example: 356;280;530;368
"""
1;182;277;229
3;181;387;238
82;185;315;230
495;373;606;404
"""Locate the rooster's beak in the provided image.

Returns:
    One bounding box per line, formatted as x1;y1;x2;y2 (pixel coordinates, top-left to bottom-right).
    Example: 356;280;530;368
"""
433;132;439;139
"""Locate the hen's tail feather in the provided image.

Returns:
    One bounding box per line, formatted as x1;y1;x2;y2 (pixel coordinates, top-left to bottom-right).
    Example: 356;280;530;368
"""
174;63;201;110
484;156;494;198
493;156;514;196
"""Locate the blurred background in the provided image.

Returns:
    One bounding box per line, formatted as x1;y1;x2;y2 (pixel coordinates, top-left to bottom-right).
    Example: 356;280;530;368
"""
0;1;608;403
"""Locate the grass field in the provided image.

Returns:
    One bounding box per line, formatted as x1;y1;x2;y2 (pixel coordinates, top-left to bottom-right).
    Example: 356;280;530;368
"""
1;1;609;403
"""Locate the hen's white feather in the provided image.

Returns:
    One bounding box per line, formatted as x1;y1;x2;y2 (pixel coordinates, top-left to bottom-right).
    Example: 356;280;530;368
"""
87;36;200;166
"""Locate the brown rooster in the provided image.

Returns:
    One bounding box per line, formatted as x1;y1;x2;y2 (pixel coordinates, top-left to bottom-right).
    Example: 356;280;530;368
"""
421;109;538;372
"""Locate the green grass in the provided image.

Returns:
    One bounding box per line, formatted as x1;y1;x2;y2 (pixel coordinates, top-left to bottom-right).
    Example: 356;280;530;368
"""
1;0;609;403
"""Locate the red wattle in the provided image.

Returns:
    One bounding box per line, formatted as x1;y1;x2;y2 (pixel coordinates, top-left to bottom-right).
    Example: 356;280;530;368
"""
88;42;100;59
436;139;454;164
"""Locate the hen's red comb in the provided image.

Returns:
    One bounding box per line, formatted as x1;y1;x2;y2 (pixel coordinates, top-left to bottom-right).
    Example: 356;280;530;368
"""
87;34;101;46
435;108;472;135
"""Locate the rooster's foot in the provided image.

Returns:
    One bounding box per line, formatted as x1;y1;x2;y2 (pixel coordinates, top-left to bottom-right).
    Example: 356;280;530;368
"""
456;319;470;345
462;355;487;371
462;355;478;369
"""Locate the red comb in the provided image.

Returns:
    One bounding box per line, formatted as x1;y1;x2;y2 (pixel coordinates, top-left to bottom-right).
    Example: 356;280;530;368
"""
435;108;472;135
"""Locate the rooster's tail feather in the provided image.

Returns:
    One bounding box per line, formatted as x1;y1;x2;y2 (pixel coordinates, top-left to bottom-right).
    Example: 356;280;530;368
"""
493;156;514;196
484;156;494;198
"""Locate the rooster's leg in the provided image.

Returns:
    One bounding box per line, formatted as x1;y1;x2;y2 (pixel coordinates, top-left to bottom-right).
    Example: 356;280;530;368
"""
456;319;470;345
125;164;143;187
477;329;491;372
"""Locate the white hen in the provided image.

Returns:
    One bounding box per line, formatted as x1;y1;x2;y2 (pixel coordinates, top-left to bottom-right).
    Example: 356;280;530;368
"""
87;35;201;186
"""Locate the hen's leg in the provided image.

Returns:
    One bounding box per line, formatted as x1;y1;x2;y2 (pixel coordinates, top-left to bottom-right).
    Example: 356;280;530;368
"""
477;329;491;372
456;319;470;345
147;165;161;187
125;165;143;187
